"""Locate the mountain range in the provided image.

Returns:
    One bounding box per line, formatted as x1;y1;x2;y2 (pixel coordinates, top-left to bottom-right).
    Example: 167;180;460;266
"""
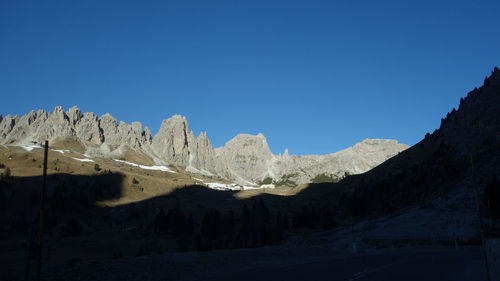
0;107;407;186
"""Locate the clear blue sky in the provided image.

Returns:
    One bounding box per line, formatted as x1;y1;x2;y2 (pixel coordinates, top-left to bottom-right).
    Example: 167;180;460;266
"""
1;1;499;155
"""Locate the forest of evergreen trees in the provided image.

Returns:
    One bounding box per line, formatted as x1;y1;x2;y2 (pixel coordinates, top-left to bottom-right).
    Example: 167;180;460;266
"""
152;198;338;251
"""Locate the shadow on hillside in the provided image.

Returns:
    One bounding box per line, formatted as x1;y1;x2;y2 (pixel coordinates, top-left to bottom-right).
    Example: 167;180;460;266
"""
0;134;480;244
1;138;498;281
0;172;127;280
1;171;342;259
1;127;496;273
0;172;124;236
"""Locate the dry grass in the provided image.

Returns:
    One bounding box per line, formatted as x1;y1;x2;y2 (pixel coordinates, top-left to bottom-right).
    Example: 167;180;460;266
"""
51;137;86;153
0;144;199;206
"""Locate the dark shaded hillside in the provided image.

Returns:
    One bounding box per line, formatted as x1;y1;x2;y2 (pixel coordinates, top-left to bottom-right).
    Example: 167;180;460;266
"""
0;172;340;281
298;67;500;220
0;172;124;236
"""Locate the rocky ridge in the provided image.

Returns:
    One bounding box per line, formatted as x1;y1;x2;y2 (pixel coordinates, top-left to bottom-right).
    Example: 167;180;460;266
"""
435;67;500;155
0;106;408;185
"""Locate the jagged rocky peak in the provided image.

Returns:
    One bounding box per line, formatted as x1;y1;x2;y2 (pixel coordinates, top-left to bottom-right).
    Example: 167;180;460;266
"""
221;133;272;155
0;106;153;153
131;121;142;131
98;113;119;145
51;106;69;123
198;131;209;142
99;113;117;126
195;131;214;152
151;114;195;167
0;114;20;140
155;115;190;137
150;115;217;173
67;106;83;125
143;126;152;141
75;111;102;145
214;133;275;184
117;121;151;148
351;139;406;153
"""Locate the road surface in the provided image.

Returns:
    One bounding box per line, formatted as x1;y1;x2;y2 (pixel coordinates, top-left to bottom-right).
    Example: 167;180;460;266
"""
201;247;488;281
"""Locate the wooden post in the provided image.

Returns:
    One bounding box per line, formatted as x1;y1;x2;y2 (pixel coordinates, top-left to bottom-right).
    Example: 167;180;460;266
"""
36;141;48;281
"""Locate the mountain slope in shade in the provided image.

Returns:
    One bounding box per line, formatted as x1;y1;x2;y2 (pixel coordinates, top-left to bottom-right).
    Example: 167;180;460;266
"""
300;67;500;220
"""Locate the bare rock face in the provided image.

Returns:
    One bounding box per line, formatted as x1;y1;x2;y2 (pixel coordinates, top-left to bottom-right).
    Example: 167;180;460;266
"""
0;106;152;157
67;106;82;126
187;131;218;176
268;139;408;185
0;115;20;142
99;113;120;146
213;135;408;185
4;109;50;144
151;115;217;175
214;133;274;184
36;106;75;141
75;112;102;145
152;115;194;167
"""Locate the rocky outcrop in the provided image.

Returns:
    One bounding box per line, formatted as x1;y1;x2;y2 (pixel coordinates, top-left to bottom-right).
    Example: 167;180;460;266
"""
0;106;408;185
0;114;19;141
187;131;218;176
151;115;217;176
212;136;408;185
151;115;194;167
214;133;275;184
0;106;152;158
272;139;407;185
75;111;102;145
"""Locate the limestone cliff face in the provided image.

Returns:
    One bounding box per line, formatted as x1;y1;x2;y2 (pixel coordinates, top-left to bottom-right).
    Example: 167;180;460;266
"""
74;110;102;145
214;133;275;184
267;139;408;185
150;115;217;175
151;115;193;167
213;136;408;185
188;131;218;176
0;106;408;185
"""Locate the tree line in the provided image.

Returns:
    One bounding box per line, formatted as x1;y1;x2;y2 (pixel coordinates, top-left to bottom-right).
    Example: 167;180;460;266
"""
153;198;338;251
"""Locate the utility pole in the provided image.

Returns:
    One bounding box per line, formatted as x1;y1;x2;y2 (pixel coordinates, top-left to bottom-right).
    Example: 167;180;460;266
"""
36;140;48;281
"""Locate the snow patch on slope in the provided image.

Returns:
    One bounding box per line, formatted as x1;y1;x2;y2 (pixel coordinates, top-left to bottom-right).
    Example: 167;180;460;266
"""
53;149;71;154
72;157;95;162
205;182;258;191
193;178;257;191
19;144;41;151
113;159;177;173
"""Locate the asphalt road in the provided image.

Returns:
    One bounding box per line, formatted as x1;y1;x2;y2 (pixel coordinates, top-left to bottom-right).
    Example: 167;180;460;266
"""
202;247;488;281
